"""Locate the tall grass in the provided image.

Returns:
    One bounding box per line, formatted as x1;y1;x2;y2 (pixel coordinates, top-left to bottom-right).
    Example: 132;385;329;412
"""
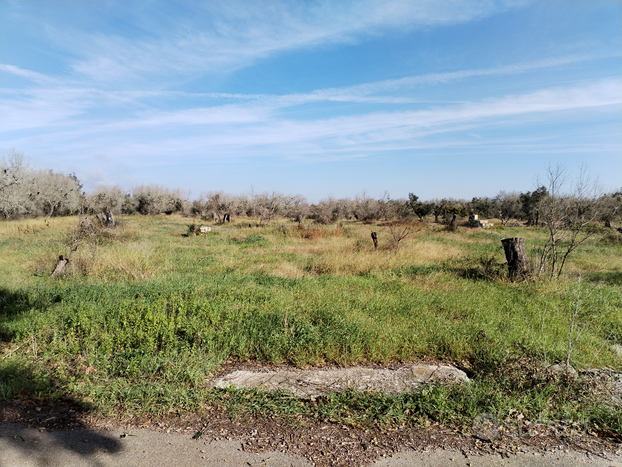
1;215;620;432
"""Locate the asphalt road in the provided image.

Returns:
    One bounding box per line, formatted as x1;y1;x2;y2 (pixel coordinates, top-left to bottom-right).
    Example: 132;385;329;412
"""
1;423;621;467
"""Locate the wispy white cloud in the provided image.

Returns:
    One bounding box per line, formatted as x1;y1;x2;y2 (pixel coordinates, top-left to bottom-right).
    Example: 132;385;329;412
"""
202;54;614;109
0;89;91;132
132;79;622;149
189;79;619;151
95;105;269;132
3;53;612;134
80;167;116;188
0;64;60;85
3;0;620;197
321;54;615;95
3;78;618;165
59;0;528;84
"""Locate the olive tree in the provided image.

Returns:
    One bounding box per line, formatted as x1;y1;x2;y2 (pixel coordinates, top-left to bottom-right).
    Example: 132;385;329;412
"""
598;191;622;228
408;193;433;222
496;191;522;226
352;192;392;221
439;199;468;231
32;170;82;219
256;192;288;224
1;150;84;219
468;197;498;219
0;149;35;219
311;197;340;224
519;186;548;226
133;184;185;215
431;200;444;223
85;185;127;215
282;194;309;222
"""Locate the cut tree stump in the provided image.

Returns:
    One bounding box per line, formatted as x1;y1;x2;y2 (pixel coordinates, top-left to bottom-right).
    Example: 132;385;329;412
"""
371;232;378;250
105;208;115;227
501;237;530;280
79;217;93;231
52;255;69;277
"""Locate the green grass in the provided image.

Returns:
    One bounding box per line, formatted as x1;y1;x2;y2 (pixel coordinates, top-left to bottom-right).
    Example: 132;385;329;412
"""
0;215;621;435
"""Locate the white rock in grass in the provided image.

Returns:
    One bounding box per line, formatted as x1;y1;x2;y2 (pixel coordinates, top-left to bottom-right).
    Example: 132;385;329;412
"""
210;364;469;398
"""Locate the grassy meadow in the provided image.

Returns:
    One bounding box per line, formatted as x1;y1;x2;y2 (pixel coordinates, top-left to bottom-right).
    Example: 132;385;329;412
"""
1;215;621;433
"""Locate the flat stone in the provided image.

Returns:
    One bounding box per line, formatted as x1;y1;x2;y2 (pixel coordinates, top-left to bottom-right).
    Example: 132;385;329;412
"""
210;364;469;397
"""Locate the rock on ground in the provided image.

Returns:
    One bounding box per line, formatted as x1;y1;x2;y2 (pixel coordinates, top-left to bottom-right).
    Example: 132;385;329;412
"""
211;363;469;397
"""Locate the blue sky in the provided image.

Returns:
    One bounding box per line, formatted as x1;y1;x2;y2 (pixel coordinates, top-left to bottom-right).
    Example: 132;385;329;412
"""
1;0;620;201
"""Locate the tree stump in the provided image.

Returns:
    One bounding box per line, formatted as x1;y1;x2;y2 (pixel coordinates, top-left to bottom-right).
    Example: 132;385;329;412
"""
501;237;530;280
79;217;93;231
52;255;69;277
105;208;115;227
371;232;378;250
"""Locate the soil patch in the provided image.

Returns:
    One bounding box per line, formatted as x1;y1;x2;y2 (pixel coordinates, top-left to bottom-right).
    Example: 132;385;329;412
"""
1;398;620;466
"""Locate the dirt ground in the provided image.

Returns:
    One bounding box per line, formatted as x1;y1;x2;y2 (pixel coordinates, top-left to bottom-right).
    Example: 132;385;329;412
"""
1;398;621;467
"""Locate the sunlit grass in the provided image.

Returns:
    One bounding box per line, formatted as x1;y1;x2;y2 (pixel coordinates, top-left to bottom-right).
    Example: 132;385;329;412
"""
0;214;620;433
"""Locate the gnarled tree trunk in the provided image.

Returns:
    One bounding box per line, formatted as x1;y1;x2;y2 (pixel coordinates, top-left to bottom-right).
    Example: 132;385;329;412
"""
448;213;457;231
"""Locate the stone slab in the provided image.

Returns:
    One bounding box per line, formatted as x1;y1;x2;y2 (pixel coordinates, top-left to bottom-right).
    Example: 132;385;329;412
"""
211;364;469;397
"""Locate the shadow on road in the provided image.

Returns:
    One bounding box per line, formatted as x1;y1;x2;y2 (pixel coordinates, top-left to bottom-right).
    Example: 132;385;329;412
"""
0;397;122;467
1;287;122;466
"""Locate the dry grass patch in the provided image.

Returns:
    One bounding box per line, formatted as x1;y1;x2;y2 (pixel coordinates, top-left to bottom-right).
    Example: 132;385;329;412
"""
230;224;470;277
302;237;464;276
411;240;462;261
279;223;348;242
0;216;76;237
68;241;170;281
270;262;305;279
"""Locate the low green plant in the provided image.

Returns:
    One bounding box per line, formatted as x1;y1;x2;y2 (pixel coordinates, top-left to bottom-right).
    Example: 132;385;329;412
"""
0;215;620;436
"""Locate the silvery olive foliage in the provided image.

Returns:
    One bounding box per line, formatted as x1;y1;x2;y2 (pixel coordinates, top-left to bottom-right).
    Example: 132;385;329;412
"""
85;185;128;215
0;149;31;219
32;170;83;219
2;150;620;245
1;149;82;219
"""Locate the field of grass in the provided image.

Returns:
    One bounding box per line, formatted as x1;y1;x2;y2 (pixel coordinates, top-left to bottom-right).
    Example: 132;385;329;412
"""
1;215;621;434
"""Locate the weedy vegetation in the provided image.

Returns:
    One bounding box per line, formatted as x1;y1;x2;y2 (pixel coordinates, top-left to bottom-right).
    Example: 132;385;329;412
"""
1;211;621;436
